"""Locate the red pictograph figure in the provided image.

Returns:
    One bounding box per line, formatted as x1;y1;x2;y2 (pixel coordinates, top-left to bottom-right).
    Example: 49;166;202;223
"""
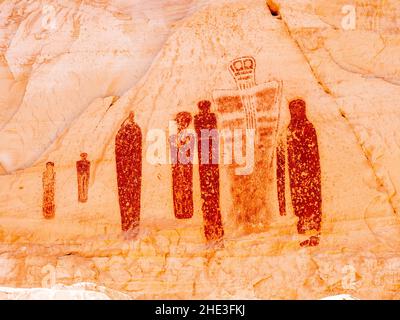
115;112;142;232
276;99;322;247
42;161;55;219
194;100;224;243
213;56;282;232
276;142;286;216
170;112;195;219
76;153;90;203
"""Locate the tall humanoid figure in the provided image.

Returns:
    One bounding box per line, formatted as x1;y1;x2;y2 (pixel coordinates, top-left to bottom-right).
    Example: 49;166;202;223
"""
170;111;195;219
115;112;142;233
194;100;224;243
276;99;322;247
213;56;282;232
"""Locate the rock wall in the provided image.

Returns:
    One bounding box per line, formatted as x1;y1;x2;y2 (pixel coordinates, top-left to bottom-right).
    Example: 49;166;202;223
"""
0;0;399;299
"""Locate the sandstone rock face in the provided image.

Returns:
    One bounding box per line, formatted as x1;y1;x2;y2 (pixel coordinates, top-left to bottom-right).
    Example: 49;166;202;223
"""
0;0;399;300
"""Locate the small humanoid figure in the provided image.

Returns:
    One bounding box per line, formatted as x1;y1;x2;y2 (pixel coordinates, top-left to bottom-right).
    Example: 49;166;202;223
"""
42;161;56;219
76;153;90;203
170;111;195;219
115;112;142;234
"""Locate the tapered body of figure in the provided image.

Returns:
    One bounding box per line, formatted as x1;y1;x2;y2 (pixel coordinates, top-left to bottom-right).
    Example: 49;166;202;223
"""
170;112;195;219
194;100;224;243
76;153;90;203
213;56;282;233
42;162;56;219
115;112;142;232
276;99;322;246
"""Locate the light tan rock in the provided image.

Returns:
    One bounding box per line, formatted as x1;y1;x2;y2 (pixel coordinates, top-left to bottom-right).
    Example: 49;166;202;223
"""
0;0;400;300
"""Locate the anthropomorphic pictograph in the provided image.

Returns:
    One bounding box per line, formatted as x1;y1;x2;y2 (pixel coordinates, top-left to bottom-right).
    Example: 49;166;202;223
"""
115;112;142;233
213;56;282;232
194;100;224;243
276;99;322;247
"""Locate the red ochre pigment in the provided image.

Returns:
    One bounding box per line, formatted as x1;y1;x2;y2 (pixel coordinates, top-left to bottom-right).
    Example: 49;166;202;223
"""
194;100;224;242
42;162;55;219
170;111;195;219
76;152;90;203
115;112;142;232
276;99;322;246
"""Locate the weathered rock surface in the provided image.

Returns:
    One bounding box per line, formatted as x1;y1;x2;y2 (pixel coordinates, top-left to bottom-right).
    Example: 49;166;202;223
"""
0;0;399;299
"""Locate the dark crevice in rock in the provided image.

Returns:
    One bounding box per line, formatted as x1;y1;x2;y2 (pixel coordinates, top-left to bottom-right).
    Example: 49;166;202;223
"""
266;0;281;18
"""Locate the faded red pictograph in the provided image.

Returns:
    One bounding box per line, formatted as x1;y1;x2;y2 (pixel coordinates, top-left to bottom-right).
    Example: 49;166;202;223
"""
170;112;195;219
115;112;142;232
194;100;224;243
42;161;55;219
276;99;322;247
76;152;90;203
213;56;282;232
